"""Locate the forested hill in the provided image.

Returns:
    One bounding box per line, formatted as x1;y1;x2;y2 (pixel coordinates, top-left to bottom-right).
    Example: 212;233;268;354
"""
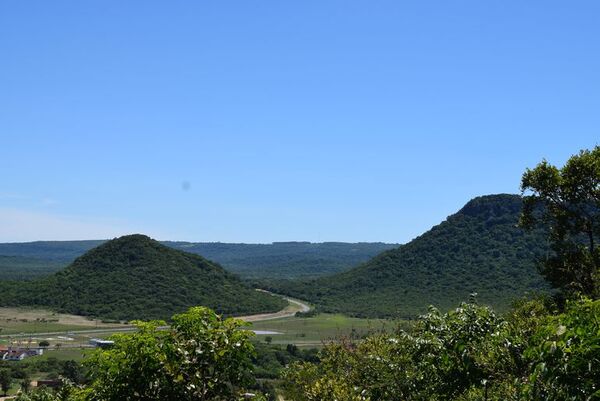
0;235;286;320
0;240;397;280
266;194;550;318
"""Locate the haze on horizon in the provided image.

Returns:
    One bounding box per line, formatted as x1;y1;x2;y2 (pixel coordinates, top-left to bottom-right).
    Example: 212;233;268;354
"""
1;1;599;243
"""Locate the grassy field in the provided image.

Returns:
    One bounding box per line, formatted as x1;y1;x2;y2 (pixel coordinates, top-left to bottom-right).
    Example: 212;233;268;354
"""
36;347;95;362
248;313;406;347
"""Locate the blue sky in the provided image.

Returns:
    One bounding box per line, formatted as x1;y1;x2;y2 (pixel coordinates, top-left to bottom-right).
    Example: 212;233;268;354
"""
1;1;598;243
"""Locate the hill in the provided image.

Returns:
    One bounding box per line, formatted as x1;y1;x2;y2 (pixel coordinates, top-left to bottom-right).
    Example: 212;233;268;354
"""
266;194;550;318
0;235;286;320
0;240;397;280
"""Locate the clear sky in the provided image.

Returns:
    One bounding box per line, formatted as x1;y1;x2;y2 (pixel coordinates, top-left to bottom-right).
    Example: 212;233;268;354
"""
1;1;598;243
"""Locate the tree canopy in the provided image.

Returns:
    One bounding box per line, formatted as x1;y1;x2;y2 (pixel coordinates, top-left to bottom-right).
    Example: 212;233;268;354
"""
84;307;258;401
521;146;600;299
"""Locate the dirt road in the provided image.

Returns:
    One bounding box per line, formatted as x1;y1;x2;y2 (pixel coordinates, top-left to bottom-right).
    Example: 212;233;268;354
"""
239;293;311;322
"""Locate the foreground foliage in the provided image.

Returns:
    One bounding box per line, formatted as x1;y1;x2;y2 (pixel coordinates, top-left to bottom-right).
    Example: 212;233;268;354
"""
84;307;256;400
282;297;599;401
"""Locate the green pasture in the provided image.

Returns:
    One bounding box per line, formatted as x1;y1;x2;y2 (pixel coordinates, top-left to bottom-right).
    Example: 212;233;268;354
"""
248;313;406;347
36;347;94;362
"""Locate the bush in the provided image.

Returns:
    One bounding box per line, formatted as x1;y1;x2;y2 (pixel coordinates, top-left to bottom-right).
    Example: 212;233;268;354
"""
523;298;600;400
282;297;600;401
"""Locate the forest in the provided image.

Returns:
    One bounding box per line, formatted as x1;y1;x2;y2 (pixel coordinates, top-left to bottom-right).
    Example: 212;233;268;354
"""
0;256;64;281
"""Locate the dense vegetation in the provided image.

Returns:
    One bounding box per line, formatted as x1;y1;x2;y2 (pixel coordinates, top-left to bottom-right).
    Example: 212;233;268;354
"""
282;297;600;400
0;240;397;280
0;241;104;280
0;256;64;281
0;241;105;263
0;357;86;396
0;235;286;320
267;194;549;318
252;343;319;381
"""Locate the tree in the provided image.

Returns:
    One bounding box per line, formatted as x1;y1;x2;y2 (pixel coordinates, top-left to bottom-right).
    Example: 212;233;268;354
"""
20;377;30;394
61;361;84;384
85;306;258;401
520;146;600;299
14;379;82;401
0;368;12;396
523;298;600;400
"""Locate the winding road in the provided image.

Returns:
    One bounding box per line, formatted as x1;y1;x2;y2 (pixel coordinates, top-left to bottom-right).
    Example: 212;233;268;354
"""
239;292;311;322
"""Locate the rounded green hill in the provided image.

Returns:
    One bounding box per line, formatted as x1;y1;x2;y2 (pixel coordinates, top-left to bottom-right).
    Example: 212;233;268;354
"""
1;234;286;320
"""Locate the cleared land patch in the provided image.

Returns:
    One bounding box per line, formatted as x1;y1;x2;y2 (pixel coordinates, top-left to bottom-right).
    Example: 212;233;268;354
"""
0;306;128;336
